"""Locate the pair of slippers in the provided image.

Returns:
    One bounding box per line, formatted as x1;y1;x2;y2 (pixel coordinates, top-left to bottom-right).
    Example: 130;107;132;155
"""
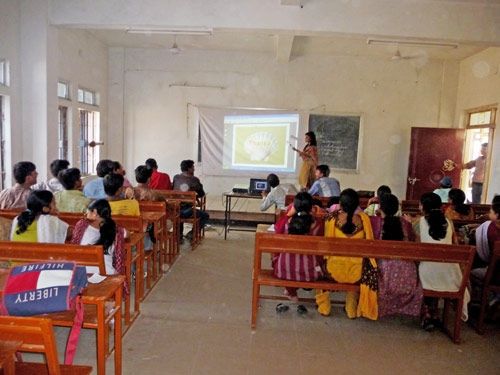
276;303;308;315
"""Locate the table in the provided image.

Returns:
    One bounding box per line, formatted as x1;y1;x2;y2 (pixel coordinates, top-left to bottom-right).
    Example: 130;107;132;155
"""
223;192;264;239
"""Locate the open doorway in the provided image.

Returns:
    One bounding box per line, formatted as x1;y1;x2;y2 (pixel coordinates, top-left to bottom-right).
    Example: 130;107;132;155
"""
460;107;496;203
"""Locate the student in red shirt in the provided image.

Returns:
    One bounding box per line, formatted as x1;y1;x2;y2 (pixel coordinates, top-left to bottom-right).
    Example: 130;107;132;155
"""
145;158;172;190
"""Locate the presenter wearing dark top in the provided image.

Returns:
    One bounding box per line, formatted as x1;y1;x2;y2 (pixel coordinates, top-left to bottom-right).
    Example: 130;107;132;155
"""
462;142;488;204
292;131;319;190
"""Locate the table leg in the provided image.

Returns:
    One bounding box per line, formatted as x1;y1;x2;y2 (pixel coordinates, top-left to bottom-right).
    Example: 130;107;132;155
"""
224;195;230;240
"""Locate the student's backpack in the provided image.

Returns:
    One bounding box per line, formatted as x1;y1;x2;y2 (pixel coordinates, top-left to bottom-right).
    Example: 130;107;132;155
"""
0;261;88;364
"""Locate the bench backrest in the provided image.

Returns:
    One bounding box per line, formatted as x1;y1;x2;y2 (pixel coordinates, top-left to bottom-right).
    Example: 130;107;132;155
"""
154;190;206;209
139;200;167;213
255;232;474;294
112;215;143;233
0;316;61;374
0;241;105;274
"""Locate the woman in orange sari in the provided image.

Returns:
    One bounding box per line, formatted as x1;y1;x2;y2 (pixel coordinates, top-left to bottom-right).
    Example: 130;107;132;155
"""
293;131;318;190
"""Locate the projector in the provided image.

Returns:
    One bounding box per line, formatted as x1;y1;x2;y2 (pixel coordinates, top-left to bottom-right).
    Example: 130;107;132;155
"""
232;184;249;194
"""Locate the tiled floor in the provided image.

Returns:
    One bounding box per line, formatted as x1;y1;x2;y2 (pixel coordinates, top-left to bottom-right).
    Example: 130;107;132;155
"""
65;228;498;374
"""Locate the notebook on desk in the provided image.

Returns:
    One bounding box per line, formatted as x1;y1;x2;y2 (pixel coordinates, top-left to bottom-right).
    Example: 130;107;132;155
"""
249;178;268;196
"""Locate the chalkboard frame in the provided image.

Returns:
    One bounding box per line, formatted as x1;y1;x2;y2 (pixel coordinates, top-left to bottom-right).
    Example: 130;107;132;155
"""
308;113;363;174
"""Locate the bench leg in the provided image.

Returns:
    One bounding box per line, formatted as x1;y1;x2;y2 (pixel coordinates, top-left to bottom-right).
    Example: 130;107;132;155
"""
97;305;106;375
114;288;123;375
251;280;260;329
453;298;463;344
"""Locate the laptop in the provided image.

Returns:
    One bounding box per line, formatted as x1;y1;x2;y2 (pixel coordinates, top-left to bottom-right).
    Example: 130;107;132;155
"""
249;178;268;196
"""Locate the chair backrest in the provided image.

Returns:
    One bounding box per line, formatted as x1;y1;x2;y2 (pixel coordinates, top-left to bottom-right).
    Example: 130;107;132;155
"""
0;315;61;375
0;241;106;274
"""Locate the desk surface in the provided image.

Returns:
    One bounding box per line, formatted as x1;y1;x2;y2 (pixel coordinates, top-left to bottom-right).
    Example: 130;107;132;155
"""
224;192;263;199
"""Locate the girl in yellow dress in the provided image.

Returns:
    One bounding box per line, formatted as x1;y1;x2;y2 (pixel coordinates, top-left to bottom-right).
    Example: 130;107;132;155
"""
316;188;375;318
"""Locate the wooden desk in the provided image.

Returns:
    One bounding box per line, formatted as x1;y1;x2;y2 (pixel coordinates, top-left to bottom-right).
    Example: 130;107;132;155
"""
223;193;264;240
0;340;22;375
0;269;124;375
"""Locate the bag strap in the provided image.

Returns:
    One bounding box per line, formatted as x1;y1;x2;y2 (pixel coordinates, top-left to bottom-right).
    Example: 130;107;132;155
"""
64;295;84;365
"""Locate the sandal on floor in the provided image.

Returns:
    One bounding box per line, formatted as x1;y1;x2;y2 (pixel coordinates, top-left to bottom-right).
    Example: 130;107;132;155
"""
297;305;308;315
276;303;290;314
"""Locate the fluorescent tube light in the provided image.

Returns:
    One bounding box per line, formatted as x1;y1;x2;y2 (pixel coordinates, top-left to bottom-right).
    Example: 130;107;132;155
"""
367;38;458;49
126;27;213;36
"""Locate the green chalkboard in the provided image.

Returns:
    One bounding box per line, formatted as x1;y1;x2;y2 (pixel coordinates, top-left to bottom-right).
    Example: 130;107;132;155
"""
308;114;361;171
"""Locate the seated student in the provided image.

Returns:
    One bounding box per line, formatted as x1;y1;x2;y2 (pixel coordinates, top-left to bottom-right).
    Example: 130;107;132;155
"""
415;192;469;329
316;188;375;319
126;165;164;201
113;161;133;188
32;159;69;193
370;194;422;318
364;185;391;216
0;161;38;209
474;197;500;270
433;176;453;203
104;173;140;216
445;188;475;221
10;190;68;243
70;199;126;276
55;168;91;213
83;159;115;200
276;192;325;236
260;174;286;211
308;164;340;198
145;158;172;190
172;160;209;239
273;194;323;314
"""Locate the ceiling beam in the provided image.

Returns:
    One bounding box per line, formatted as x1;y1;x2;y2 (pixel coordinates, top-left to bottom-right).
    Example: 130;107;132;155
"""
275;34;295;63
280;0;303;6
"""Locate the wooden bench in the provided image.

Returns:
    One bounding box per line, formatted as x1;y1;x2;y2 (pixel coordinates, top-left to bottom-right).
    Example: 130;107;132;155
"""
284;193;371;209
154;190;205;248
0;316;93;374
476;240;500;334
252;231;474;343
402;200;491;219
139;201;170;268
0;241;124;375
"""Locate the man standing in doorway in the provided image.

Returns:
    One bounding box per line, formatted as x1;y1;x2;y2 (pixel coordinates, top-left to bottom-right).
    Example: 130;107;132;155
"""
462;142;488;204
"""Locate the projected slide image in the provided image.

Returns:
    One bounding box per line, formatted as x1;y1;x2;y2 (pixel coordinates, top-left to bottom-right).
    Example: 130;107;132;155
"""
222;113;299;172
234;124;288;167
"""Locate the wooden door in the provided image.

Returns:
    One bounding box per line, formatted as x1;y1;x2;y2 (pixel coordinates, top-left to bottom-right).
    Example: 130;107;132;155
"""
406;127;465;200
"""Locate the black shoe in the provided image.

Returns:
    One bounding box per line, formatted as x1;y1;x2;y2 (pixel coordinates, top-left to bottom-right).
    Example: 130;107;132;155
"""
275;303;289;314
297;305;308;315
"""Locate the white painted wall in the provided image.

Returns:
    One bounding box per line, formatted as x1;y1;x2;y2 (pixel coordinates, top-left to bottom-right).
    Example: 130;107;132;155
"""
57;28;109;169
0;0;22;185
49;0;500;44
109;47;460;210
455;47;500;201
0;0;108;183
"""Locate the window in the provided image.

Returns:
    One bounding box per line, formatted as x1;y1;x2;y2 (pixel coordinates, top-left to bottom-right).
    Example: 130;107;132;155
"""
77;88;99;106
468;109;495;127
58;106;69;160
79;109;101;175
0;60;9;87
57;81;70;100
0;96;6;189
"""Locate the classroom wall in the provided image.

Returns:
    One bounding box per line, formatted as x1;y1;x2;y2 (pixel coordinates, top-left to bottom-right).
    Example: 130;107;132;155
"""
108;47;460;210
455;47;500;201
0;0;108;182
57;28;109;167
0;0;22;186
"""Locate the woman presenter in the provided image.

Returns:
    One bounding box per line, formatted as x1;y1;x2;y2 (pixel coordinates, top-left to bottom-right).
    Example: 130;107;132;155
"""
293;131;318;190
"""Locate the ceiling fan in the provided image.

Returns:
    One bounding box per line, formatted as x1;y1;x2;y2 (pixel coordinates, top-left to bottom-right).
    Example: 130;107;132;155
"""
390;48;423;61
169;35;182;55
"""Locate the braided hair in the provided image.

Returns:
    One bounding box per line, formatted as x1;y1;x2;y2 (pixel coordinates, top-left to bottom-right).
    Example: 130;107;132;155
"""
421;192;447;241
339;188;359;235
380;193;404;241
16;190;53;234
88;199;116;255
